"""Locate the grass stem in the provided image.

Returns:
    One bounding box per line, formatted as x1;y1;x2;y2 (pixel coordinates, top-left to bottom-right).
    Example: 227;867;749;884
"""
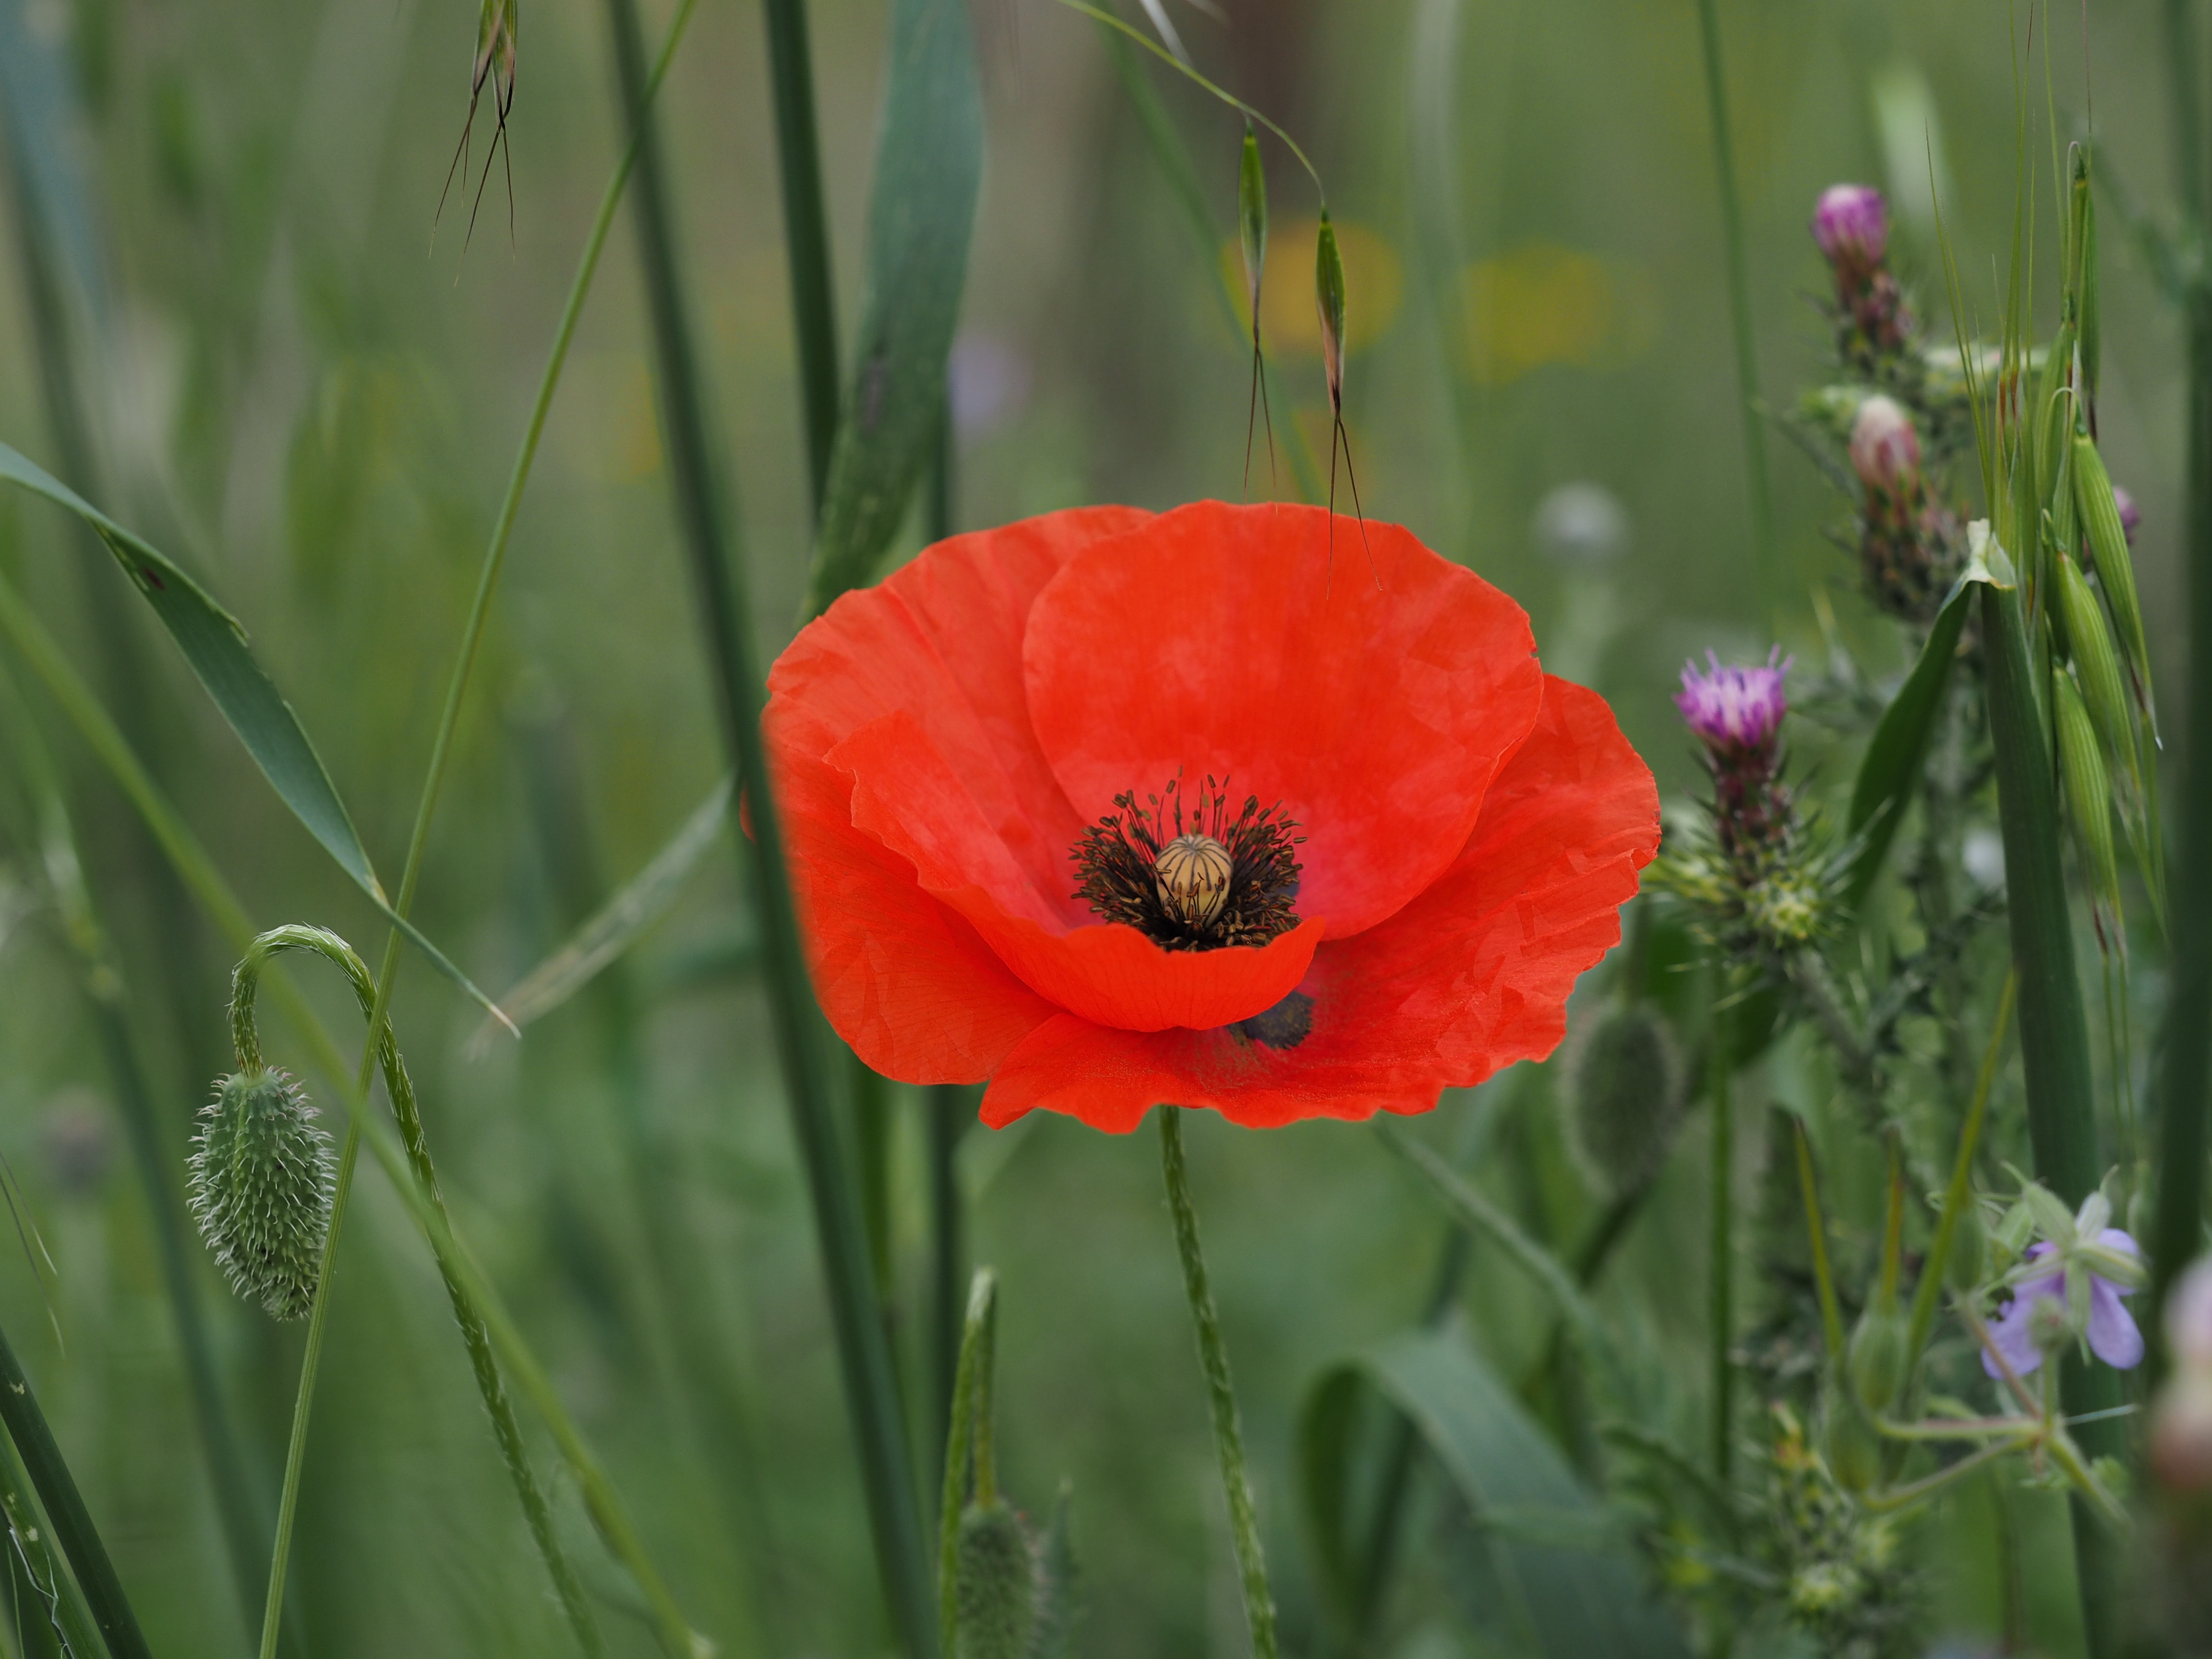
1692;0;1777;618
760;0;842;511
1158;1107;1279;1659
600;0;938;1646
1708;1013;1735;1487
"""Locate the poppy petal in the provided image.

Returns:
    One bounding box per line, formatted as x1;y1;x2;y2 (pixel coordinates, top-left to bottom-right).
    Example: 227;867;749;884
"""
830;708;1324;1031
980;676;1657;1131
773;746;1057;1082
769;505;1153;919
1022;501;1544;940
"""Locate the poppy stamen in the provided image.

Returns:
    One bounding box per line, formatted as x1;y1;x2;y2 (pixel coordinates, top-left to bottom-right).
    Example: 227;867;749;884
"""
1070;773;1304;951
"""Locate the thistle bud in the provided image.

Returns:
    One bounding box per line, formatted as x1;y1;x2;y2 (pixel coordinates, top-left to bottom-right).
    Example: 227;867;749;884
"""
955;1501;1038;1659
1563;1003;1684;1198
1812;184;1887;264
1812;184;1913;373
187;1070;334;1321
1848;396;1962;621
1847;1299;1909;1417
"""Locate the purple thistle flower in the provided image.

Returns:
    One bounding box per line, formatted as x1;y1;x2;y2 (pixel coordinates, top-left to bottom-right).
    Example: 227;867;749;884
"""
1675;648;1791;757
1982;1235;2146;1380
2115;485;2142;547
1813;184;1888;264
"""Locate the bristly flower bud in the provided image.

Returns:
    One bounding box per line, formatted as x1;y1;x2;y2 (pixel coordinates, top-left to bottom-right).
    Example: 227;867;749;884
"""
1563;1003;1685;1198
187;1069;334;1321
955;1501;1039;1659
1812;184;1887;264
1812;184;1914;375
1847;396;1963;621
1675;648;1792;869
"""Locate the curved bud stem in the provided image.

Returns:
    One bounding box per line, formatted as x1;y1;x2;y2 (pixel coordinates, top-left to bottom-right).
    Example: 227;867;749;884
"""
232;925;609;1659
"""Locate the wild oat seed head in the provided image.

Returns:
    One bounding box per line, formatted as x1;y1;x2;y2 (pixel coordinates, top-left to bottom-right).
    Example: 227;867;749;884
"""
187;1069;335;1322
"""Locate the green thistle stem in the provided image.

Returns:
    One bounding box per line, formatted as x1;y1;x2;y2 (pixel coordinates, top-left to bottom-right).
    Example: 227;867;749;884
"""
1692;0;1777;618
1708;1015;1735;1486
1158;1107;1279;1659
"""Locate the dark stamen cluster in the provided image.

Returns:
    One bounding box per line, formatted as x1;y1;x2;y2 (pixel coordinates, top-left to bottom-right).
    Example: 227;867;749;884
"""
1071;774;1303;951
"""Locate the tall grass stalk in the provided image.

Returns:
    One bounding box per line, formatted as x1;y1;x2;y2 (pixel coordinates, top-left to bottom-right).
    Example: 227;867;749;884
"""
601;0;938;1648
1978;568;2123;1655
252;5;703;1649
759;0;842;511
1691;0;1777;617
0;1308;152;1659
2153;0;2212;1352
0;1427;102;1657
1707;1014;1734;1486
1158;1107;1280;1659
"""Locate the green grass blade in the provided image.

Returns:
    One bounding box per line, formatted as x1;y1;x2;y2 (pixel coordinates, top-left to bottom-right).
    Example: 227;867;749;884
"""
600;0;939;1646
759;0;842;511
0;441;506;1022
1301;1330;1691;1659
0;1311;153;1659
1692;0;1776;619
1845;577;1973;910
800;0;984;616
473;777;731;1044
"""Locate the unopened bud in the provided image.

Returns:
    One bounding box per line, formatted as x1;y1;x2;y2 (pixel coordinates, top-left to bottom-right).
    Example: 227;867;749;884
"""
187;1070;334;1321
1848;1299;1909;1417
1822;1393;1882;1495
1813;184;1888;264
1945;1203;1985;1295
1563;1003;1684;1197
955;1501;1038;1659
2151;1373;2212;1496
1849;395;1921;491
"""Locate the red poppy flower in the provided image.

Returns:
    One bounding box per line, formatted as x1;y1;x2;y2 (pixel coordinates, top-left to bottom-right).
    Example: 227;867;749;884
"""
765;501;1659;1133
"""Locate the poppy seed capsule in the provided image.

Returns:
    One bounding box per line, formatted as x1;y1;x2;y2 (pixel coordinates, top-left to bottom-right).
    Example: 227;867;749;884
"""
187;1069;334;1322
1154;833;1232;930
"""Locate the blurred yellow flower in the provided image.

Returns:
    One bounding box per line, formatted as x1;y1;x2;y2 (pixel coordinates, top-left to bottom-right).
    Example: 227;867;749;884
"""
1457;241;1659;385
1220;218;1403;356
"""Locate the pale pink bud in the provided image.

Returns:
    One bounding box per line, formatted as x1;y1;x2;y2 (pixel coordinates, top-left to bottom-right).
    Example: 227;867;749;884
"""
1849;395;1922;491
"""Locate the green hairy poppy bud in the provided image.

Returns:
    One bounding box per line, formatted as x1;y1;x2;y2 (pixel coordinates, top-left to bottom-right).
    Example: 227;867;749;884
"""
187;1069;334;1321
1563;1002;1684;1197
1847;1298;1908;1417
955;1500;1037;1659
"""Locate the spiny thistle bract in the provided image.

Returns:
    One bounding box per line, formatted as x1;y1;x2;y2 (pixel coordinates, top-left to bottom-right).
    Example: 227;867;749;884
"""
187;1069;335;1321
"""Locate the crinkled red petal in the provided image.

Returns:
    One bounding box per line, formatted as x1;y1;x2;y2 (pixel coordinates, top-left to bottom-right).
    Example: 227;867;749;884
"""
1022;501;1544;940
979;677;1658;1130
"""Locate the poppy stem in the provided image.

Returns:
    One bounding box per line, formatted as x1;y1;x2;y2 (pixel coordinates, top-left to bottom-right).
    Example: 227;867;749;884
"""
1157;1107;1279;1659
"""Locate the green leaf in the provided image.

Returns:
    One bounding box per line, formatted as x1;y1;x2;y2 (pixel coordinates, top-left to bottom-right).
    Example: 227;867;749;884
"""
1843;573;1973;911
801;0;983;617
0;441;507;1023
469;776;732;1049
1299;1328;1690;1659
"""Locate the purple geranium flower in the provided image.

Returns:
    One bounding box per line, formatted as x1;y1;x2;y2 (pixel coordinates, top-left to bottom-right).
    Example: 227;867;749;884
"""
1675;648;1791;757
1813;184;1888;263
1982;1234;2145;1380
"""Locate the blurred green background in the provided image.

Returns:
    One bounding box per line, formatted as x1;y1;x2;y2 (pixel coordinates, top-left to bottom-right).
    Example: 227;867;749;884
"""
0;0;2188;1653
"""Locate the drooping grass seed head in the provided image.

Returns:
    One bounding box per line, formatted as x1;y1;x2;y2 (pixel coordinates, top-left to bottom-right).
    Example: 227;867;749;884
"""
187;1069;335;1321
1314;210;1346;416
1238;122;1267;323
